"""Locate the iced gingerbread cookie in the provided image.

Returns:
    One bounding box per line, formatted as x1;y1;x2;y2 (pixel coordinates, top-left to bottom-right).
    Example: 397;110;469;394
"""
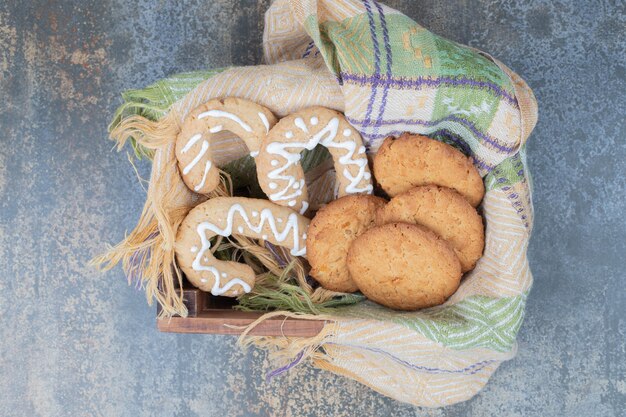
176;97;277;194
256;107;373;215
377;185;484;272
307;195;387;293
373;133;485;207
347;223;462;310
175;197;309;297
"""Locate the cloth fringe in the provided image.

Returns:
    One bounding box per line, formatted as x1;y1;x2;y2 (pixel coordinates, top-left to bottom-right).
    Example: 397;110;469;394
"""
91;108;340;317
92;111;202;317
237;311;338;372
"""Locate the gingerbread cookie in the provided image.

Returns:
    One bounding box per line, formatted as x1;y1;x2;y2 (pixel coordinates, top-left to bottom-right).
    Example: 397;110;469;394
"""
307;195;387;293
377;185;484;272
373;133;484;206
256;107;373;215
176;97;277;194
347;223;462;310
176;197;309;297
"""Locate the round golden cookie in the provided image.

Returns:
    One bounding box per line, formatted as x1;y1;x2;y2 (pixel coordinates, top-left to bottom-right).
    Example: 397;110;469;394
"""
347;223;462;310
376;185;484;272
307;195;387;293
373;133;485;207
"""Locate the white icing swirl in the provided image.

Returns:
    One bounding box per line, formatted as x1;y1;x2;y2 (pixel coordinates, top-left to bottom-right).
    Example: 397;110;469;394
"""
182;134;202;154
191;203;307;295
183;140;209;175
258;112;270;133
194;161;213;192
198;110;252;132
265;117;373;205
294;117;309;133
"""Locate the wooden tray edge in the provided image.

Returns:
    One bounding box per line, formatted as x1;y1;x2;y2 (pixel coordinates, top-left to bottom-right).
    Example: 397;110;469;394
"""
157;311;326;337
156;287;326;336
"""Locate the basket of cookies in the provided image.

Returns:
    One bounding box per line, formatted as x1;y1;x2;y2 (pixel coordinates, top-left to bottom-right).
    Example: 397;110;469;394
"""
95;0;537;407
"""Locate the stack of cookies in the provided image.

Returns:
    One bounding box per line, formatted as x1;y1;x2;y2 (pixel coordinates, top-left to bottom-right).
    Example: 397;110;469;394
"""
172;99;483;309
307;133;485;311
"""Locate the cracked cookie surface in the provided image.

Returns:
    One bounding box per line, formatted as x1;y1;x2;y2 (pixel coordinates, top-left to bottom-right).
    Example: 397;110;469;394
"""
377;185;484;272
373;133;484;207
347;222;462;310
307;195;387;293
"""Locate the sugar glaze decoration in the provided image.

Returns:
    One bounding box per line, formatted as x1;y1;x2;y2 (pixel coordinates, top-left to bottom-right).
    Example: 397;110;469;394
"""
256;107;374;214
175;197;310;297
175;97;277;195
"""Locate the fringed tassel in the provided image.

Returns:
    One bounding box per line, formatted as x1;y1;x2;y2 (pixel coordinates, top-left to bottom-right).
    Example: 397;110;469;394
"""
109;111;181;156
91;110;204;317
236;311;339;379
108;86;178;160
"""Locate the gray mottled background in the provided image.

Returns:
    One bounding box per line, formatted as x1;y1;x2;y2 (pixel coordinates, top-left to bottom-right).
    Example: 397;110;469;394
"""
1;0;624;416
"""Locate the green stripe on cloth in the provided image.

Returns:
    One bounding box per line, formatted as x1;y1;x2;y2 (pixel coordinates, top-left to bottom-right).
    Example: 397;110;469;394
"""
485;149;528;191
312;12;515;93
336;293;527;352
308;11;521;173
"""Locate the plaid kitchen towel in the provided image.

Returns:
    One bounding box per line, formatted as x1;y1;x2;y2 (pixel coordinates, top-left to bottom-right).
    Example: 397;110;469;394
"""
105;0;537;407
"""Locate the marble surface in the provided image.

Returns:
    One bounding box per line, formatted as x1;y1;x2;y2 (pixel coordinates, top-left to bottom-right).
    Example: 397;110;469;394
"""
0;0;624;416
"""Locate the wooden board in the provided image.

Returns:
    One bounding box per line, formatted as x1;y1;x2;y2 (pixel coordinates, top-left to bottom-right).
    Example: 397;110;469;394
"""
156;287;325;337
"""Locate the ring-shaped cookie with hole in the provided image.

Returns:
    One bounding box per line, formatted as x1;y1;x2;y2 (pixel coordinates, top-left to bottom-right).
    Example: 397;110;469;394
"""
175;97;278;194
175;197;310;297
256;107;374;215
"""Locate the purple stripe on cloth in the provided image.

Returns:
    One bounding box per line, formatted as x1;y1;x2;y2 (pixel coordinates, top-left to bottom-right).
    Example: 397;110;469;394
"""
447;114;514;152
347;115;516;153
266;350;305;381
327;342;497;375
265;241;287;267
374;0;393;127
128;249;147;289
127;231;159;288
341;72;518;106
362;0;380;123
429;129;472;154
302;40;315;58
430;130;492;171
